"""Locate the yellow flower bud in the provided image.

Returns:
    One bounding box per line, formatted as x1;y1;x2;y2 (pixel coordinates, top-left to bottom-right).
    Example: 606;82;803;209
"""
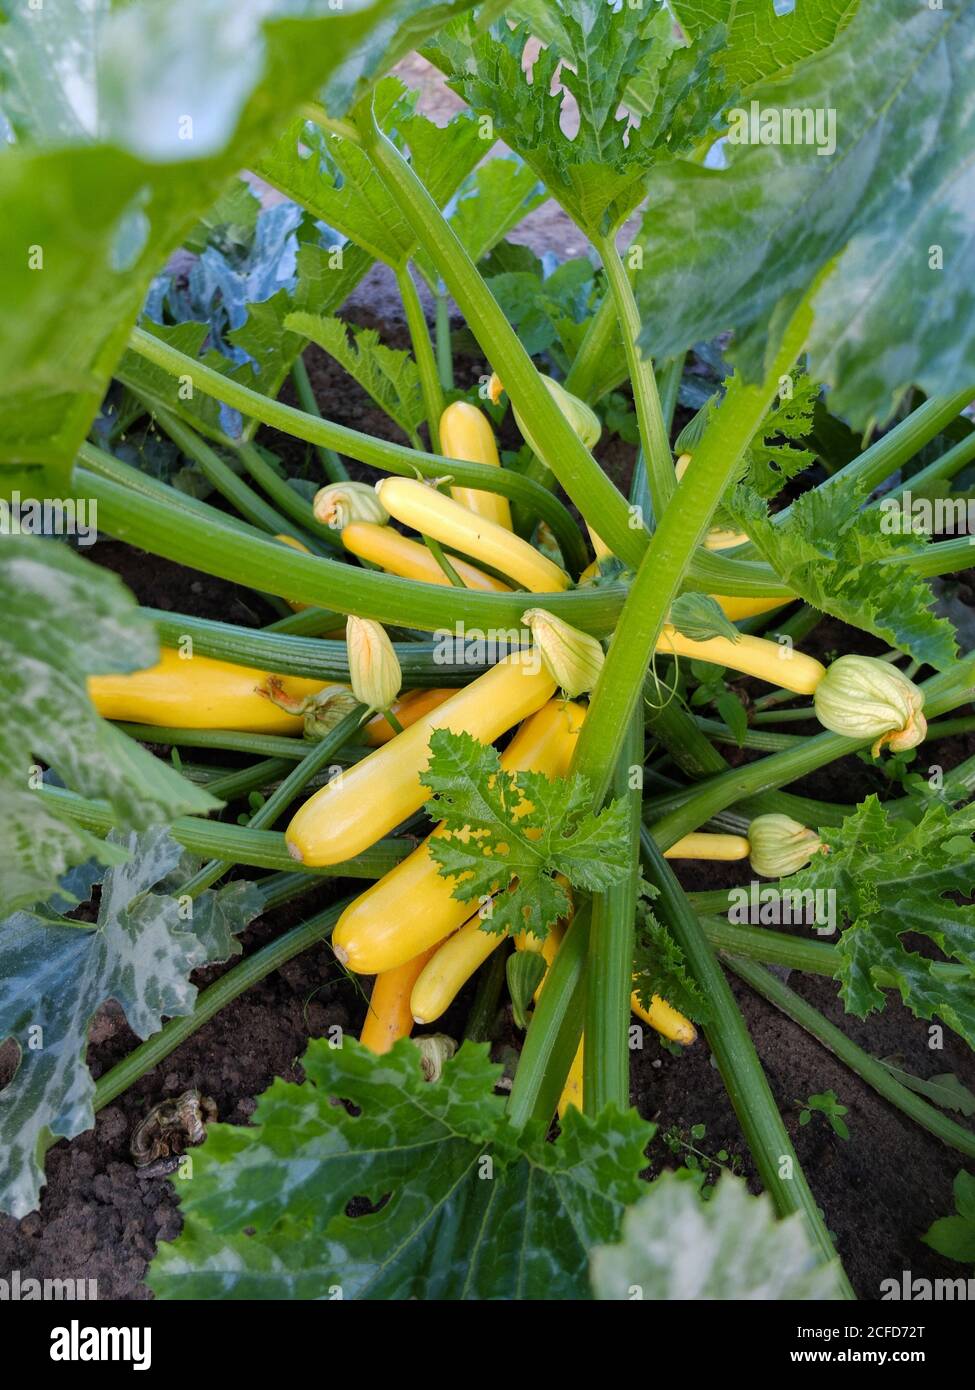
346;617;401;712
313;481;388;530
521;608;604;697
748;814;823;879
813;655;926;757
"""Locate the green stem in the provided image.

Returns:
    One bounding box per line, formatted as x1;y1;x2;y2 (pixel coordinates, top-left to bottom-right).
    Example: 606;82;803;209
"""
728;956;975;1160
88;900;349;1115
182;706;367;897
113;723;314;760
595;232;672;520
464;945;508;1043
204;757;295;803
82;468;617;634
126;325;588;575
657;354;686;435
640;830;853;1294
422;534;467;588
291;354;349;481
434;290;455;393
571;296;813;806
235;439;342;550
508;902;591;1130
648;666;973;848
148;404;325;551
876;428;975;504
396;264;444;451
41;783;408;878
584;707;641;1115
359;120;644;569
697;916;839;974
564;288;622;404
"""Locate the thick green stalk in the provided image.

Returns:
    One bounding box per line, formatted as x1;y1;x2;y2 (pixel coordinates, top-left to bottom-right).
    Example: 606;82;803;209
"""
112;723;312;760
264;606;344;636
697;916;838;974
396;264;444;451
571;297;813;806
126;325;588;574
41;783;408;877
88;900;349;1114
146;608;486;684
508;903;591;1131
83;469;620;634
877;428;975;503
204;757;295;803
657;355;686;435
595;232;673;519
182;706;367;898
584;708;642;1115
291;354;349;481
359;121;644;568
235;439;342;550
728;956;975;1160
640;831;853;1294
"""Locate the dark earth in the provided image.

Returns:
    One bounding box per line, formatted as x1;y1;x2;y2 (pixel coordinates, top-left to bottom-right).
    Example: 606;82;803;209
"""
2;56;974;1298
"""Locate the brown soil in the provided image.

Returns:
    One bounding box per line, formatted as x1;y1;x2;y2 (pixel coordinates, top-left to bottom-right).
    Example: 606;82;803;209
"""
3;57;974;1305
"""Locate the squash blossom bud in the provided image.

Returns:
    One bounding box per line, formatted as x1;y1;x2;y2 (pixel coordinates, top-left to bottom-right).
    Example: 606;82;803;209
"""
314;481;388;530
410;1033;457;1083
266;681;360;741
346;617;401;712
488;372;601;456
813;654;927;756
522;608;604;697
748;814;823;879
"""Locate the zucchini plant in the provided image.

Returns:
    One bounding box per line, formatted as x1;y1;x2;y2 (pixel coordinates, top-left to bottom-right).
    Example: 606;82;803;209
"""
2;0;975;1301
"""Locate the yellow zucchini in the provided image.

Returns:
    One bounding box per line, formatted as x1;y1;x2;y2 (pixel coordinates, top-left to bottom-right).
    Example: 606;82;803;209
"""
88;647;327;734
332;697;585;972
557;1040;585;1118
341;521;510;592
359;946;440;1054
375;476;569;593
664;832;750;861
286;652;557;868
631;992;697;1045
440;401;513;530
657;626;826;695
410;914;501;1024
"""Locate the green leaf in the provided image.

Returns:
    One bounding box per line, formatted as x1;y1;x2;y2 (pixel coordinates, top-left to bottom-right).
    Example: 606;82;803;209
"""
414;156;545;292
423;730;631;939
671;0;858;92
254;77;484;270
590;1171;847;1299
149;1038;654;1299
922;1171;975;1265
669;593;741;644
285;312;424;440
0;827;262;1218
877;1063;975;1118
727;485;958;670
0;0;466;492
787;797;975;1047
435;2;680;237
637;0;975;427
632;901;712;1025
0;538;218;916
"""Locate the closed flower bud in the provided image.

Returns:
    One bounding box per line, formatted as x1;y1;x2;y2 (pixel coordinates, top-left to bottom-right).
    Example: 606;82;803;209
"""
313;481;388;530
813;654;926;756
488;373;601;456
410;1033;457;1083
748;814;823;879
266;681;361;741
522;608;604;697
347;617;401;712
